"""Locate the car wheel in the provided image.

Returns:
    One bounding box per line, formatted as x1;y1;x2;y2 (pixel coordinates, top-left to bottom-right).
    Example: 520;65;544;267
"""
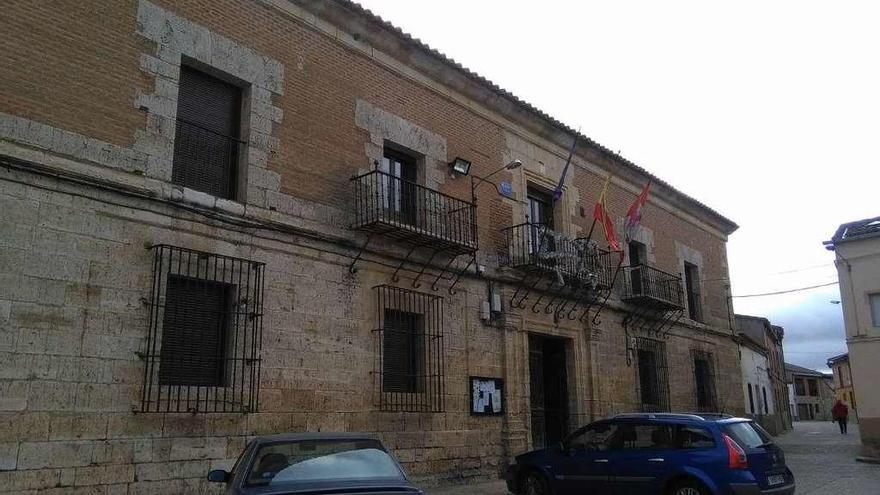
518;471;549;495
670;479;708;495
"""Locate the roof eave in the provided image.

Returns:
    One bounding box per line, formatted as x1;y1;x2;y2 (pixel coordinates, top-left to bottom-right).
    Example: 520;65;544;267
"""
298;0;739;235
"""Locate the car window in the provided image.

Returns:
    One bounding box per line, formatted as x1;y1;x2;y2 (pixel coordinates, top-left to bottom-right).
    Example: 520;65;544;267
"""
723;421;772;449
674;425;716;449
565;423;617;452
611;423;675;450
245;439;404;486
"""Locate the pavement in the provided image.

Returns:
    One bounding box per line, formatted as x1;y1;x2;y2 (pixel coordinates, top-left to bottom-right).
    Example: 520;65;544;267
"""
425;421;880;495
776;420;880;495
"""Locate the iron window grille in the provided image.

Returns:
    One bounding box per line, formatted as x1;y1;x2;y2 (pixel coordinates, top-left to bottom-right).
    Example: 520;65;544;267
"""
373;285;444;412
351;169;477;254
691;350;718;412
633;337;670;413
140;245;265;413
172;66;244;200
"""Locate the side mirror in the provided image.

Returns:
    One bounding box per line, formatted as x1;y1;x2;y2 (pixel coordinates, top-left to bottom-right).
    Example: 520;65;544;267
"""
207;470;230;483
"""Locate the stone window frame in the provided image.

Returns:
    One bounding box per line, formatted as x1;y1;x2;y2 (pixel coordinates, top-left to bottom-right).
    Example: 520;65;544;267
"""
134;0;284;208
675;242;706;324
355;99;448;190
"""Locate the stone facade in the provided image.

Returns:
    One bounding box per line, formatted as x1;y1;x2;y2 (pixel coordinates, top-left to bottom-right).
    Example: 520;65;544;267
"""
0;0;742;492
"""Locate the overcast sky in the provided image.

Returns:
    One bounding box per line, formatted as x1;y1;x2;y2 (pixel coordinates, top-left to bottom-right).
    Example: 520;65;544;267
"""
358;0;879;371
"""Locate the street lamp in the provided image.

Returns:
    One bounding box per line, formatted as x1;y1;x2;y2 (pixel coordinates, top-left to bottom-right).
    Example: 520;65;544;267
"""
471;159;522;203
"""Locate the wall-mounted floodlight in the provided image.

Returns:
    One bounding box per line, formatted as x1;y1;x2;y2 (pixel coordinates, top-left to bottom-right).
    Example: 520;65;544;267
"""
449;157;472;176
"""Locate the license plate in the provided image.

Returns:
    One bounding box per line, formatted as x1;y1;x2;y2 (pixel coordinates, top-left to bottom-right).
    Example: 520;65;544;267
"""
767;474;785;486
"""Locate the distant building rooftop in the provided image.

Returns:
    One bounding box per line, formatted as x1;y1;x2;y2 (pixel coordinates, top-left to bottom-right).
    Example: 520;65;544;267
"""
826;216;880;249
785;362;827;377
826;352;849;366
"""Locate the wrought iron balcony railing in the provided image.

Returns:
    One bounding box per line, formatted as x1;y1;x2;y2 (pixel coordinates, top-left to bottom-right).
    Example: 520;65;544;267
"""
500;223;619;288
621;264;684;311
351;170;477;254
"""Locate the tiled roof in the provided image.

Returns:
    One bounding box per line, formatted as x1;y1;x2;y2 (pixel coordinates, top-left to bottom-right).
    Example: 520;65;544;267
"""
328;0;738;234
785;362;826;377
826;352;848;365
827;216;880;247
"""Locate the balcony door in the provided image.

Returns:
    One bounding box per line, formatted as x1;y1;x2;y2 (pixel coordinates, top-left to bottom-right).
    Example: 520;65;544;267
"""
628;241;647;295
527;187;555;256
379;148;418;226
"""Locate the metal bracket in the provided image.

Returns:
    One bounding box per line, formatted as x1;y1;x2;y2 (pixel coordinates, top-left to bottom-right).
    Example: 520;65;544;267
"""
390;244;421;282
412;248;443;289
348;234;373;274
431;253;460;291
448;254;475;295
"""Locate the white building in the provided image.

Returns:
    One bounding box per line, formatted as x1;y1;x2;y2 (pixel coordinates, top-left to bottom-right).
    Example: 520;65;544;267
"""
739;332;775;425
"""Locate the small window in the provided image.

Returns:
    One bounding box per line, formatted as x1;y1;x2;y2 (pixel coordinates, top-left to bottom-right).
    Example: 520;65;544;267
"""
141;245;265;413
674;426;716;449
748;383;755;414
808;379;818;397
634;338;669;412
762;387;769;414
795;379;806;396
870;293;880;327
173;65;243;199
692;351;717;412
382;309;424;394
684;262;702;322
612;424;674;450
375;285;444;412
159;275;232;387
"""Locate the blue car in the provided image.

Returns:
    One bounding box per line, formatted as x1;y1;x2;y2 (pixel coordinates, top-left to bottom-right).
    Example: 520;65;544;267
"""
506;413;795;495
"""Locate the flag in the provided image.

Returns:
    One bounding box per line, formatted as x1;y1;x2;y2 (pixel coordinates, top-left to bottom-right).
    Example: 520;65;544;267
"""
552;132;579;201
593;173;621;253
624;180;652;242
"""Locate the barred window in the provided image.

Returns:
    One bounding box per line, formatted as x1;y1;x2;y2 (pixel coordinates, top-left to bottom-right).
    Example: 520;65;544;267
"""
634;338;669;413
692;350;718;412
141;245;265;413
172;65;243;199
374;285;443;412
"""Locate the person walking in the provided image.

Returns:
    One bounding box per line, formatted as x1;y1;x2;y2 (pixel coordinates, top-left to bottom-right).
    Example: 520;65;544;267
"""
832;399;849;434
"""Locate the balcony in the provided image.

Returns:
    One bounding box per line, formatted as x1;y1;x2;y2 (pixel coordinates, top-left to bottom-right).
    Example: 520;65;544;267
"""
351;170;477;255
500;223;619;288
622;264;684;311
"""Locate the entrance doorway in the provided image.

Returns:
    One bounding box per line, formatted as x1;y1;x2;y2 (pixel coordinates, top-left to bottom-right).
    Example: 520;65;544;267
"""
529;334;569;449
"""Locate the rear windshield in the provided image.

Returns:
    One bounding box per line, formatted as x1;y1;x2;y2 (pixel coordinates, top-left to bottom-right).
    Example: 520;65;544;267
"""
724;421;773;449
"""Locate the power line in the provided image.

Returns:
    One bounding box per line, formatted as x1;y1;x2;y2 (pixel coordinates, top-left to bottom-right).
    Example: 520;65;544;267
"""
732;281;838;298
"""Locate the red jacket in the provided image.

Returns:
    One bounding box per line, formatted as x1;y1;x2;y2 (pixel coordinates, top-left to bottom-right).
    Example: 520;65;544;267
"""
832;402;848;419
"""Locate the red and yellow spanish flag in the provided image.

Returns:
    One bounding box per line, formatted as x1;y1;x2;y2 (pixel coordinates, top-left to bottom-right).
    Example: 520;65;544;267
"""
593;173;621;253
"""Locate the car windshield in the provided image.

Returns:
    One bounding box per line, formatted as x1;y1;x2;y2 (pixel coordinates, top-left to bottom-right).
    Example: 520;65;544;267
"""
245;439;404;486
724;421;773;449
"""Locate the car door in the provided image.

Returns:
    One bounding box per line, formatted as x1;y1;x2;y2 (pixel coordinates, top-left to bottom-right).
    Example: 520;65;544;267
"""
554;422;617;495
607;421;676;495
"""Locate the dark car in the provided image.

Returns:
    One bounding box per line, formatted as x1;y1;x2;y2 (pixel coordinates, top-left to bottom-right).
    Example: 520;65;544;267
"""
208;432;423;495
506;413;795;495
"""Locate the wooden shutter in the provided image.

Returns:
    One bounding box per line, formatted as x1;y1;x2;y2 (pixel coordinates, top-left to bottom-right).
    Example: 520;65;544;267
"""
158;275;232;387
172;66;242;199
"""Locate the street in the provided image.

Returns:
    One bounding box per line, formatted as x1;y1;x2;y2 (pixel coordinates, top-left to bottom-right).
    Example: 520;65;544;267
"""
776;421;880;495
426;420;880;495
